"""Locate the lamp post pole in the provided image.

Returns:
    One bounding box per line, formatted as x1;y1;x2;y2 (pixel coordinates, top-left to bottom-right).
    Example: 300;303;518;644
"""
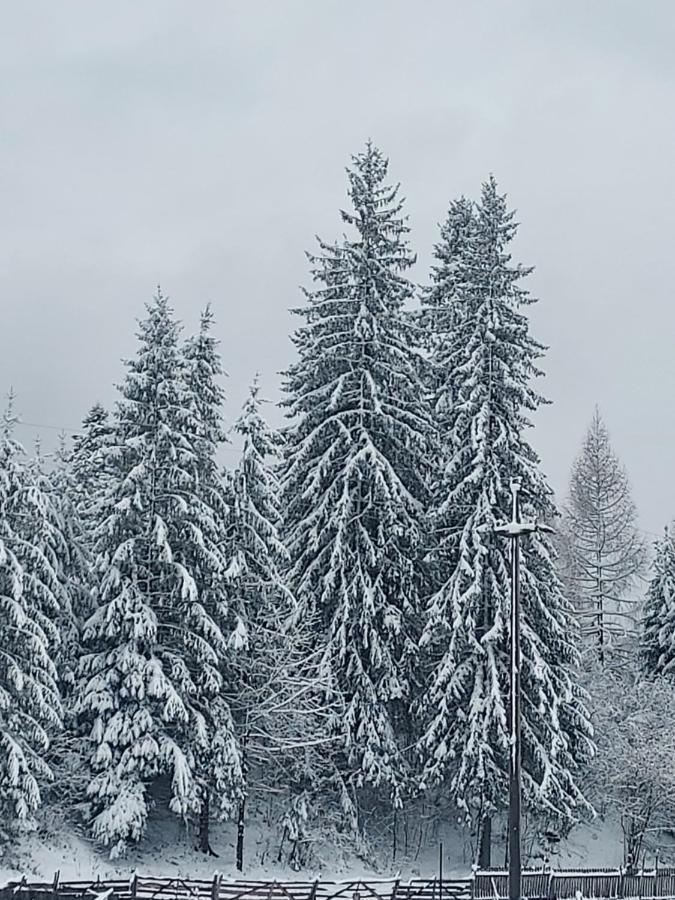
494;479;553;900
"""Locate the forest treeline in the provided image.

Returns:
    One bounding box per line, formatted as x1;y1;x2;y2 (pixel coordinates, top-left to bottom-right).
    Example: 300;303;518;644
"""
1;143;673;871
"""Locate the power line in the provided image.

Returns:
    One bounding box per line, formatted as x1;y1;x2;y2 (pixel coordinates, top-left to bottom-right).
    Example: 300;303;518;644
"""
14;418;244;453
16;419;81;433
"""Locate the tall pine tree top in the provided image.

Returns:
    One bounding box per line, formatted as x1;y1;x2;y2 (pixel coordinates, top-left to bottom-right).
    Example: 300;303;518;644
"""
282;143;433;807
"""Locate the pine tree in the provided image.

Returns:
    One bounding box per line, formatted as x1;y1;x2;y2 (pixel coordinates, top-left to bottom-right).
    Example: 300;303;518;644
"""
78;291;242;856
0;401;63;826
28;438;85;696
420;195;476;410
182;306;242;854
562;408;646;664
281;143;433;815
228;379;293;627
418;177;593;860
641;527;675;675
70;403;115;554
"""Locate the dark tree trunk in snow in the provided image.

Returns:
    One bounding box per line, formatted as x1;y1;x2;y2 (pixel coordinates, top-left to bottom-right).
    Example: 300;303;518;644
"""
478;815;492;868
236;791;246;871
199;794;219;857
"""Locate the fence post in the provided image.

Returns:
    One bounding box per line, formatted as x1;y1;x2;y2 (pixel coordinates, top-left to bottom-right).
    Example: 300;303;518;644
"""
130;874;138;900
308;880;319;900
618;867;625;900
391;880;400;900
211;874;221;900
51;871;60;900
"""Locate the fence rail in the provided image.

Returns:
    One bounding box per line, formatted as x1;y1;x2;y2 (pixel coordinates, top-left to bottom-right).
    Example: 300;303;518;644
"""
6;869;675;900
0;876;471;900
473;867;675;899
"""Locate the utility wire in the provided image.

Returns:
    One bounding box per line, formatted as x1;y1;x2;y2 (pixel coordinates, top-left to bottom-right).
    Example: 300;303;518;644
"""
14;418;244;453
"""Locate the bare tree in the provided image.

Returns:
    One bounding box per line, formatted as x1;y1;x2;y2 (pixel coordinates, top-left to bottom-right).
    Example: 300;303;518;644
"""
231;622;341;870
588;668;675;868
562;407;646;665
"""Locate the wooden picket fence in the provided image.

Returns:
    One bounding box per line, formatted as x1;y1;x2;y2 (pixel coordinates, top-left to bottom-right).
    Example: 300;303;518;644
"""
6;869;675;900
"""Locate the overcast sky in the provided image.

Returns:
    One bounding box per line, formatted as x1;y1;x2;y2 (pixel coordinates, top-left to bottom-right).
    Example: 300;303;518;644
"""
1;1;674;535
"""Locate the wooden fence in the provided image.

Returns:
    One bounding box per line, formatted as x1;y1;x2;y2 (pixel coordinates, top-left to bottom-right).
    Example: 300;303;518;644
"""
0;876;471;900
473;867;675;898
6;869;675;900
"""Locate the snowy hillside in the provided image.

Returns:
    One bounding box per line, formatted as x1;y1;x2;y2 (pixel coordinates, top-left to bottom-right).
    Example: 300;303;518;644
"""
0;812;638;887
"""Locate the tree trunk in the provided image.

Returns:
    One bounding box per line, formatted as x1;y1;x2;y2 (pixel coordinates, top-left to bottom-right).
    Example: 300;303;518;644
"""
199;793;219;857
236;791;246;870
478;815;492;868
236;731;249;871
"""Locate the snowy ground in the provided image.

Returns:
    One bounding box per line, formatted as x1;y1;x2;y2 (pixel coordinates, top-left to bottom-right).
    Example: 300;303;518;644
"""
0;812;642;888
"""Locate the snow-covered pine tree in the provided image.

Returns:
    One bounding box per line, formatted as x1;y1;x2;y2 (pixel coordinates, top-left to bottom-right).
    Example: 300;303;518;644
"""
281;143;433;817
418;177;593;862
78;291;242;857
27;438;86;696
228;378;293;628
562;408;646;665
420;195;476;410
70;403;115;554
0;401;62;827
182;305;242;854
641;527;675;675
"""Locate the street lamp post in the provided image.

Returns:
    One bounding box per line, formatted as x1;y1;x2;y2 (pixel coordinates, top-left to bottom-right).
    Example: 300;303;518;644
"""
494;479;553;900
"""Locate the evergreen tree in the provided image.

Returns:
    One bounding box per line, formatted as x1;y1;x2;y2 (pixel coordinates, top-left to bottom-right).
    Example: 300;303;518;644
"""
420;195;476;411
78;291;242;856
562;408;646;665
281;143;433;814
182;306;242;854
29;438;86;695
418;177;593;860
228;378;293;627
0;402;62;825
641;527;675;675
70;403;115;554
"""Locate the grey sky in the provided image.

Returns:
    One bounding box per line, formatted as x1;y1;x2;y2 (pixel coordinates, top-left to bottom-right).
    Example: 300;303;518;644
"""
1;1;674;535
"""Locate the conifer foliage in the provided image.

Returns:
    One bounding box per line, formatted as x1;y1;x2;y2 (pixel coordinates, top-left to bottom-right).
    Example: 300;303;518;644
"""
282;143;433;811
182;305;243;853
78;291;242;856
418;178;593;842
227;378;293;637
642;527;675;676
70;403;115;550
0;403;63;824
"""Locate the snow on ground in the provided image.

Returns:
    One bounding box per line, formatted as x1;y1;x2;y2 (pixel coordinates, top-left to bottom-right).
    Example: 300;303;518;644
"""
0;812;640;888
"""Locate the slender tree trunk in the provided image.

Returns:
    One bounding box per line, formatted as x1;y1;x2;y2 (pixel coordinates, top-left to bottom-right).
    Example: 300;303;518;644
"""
235;791;246;870
478;815;492;868
236;732;249;871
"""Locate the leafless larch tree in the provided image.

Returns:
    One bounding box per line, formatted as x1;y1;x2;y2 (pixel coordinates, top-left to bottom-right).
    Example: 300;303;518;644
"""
561;407;646;666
